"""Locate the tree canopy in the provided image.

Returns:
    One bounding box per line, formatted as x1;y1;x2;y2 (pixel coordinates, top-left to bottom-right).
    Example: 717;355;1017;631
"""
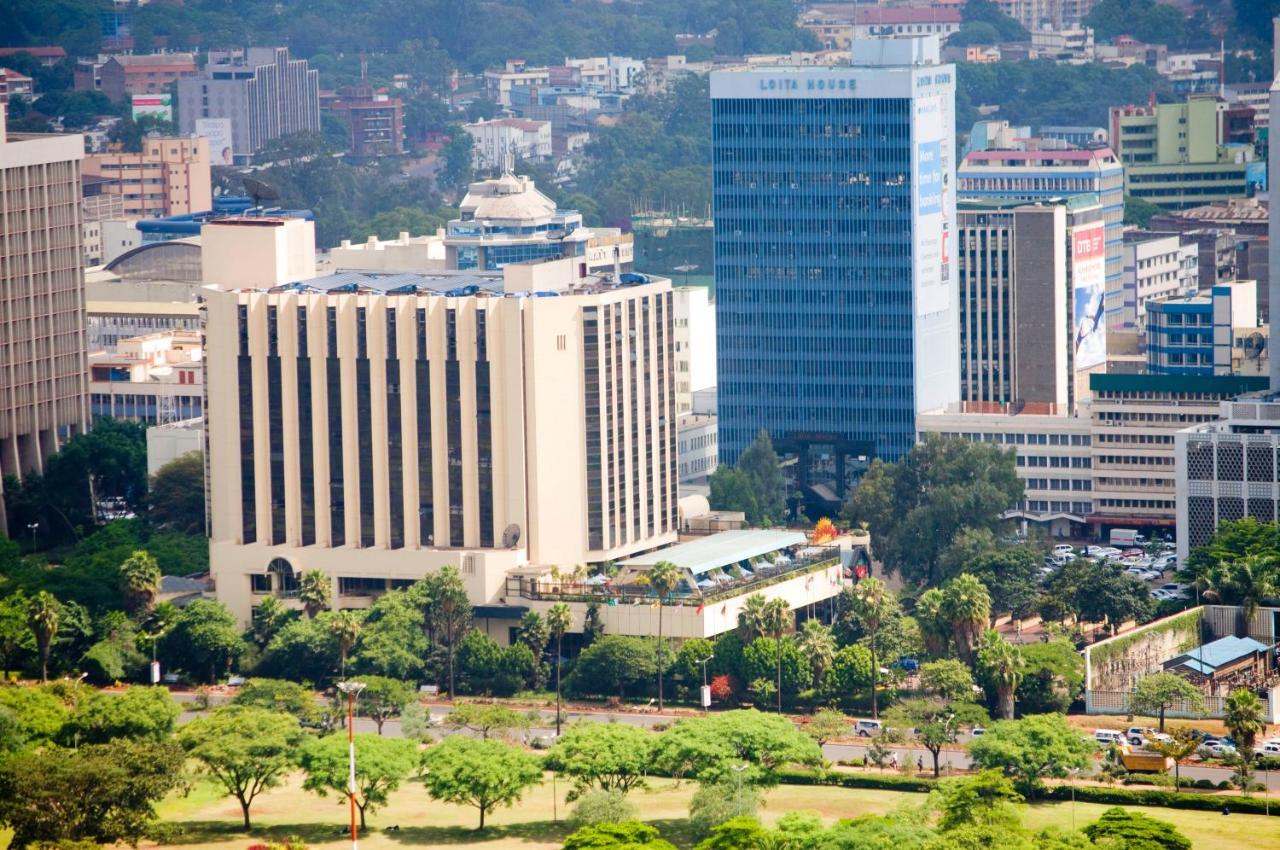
300;733;420;829
545;721;655;800
967;713;1095;799
650;709;822;786
419;736;543;829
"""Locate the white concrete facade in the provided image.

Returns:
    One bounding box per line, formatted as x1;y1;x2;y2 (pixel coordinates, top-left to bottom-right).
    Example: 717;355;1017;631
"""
1123;232;1199;322
464;118;552;171
671;286;716;415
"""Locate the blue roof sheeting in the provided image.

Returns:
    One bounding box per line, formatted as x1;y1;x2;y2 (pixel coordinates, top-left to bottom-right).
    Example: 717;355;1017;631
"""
1167;635;1270;676
618;529;809;577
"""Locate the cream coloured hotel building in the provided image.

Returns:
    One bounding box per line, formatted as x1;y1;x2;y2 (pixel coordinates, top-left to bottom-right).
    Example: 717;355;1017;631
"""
206;260;680;626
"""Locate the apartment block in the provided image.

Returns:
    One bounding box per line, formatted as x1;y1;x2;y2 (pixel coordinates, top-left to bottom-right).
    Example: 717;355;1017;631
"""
82;136;212;218
1146;283;1256;377
0;111;90;531
99;53;197;102
325;86;405;157
463;118;552;171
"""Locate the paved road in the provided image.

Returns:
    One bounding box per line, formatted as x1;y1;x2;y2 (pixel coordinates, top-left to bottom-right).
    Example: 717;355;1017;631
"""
173;695;1280;791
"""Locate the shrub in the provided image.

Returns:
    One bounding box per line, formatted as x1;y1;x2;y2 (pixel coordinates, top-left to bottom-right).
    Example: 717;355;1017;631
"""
1043;784;1280;816
688;781;762;838
567;790;638;828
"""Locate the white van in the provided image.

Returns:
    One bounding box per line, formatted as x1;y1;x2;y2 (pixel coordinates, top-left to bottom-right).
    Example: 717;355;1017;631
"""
1094;729;1126;746
1053;544;1074;555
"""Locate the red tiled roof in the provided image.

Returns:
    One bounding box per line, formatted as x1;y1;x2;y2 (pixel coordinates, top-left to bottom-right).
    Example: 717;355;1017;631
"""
853;8;962;24
0;46;66;59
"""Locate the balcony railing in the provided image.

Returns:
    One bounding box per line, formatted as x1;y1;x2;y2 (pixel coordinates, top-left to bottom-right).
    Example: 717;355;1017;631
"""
506;547;842;607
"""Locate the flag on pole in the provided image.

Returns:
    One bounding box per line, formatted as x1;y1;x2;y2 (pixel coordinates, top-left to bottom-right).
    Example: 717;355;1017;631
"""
696;602;705;615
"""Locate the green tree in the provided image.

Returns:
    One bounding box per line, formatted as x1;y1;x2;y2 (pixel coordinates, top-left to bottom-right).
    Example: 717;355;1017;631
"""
545;721;655;800
443;701;530;740
804;707;850;746
886;697;988;778
736;430;786;525
915;587;951;655
420;736;543;830
568;789;639;829
118;549;162;615
919;658;977;702
934;769;1023;831
0;738;185;849
26;590;62;682
147;451;206;534
795;619;837;690
424;566;473;697
942;574;991;664
256;614;341;684
564;821;677;850
1085;0;1192;46
64;686;180;744
1131;672;1205;732
1082;807;1192;850
299;733;419;829
824;643;874;703
568;635;657;700
361;675;415;734
232;677;321;724
967;714;1095;799
708;466;759;525
650;709;822;786
0;591;29;680
298;569;332;618
516;610;549;689
547;602;573;735
843;436;1023;585
439;128;475;194
330;609;363;678
647;560;682;710
1015;638;1085;715
0;685;70;749
1147;730;1201;793
961;0;1031;39
1205;553;1279;622
742;636;811;707
1124;196;1165;228
975;629;1024;720
847;577;898;718
351;588;429;680
1224;687;1265;751
178;705;302;829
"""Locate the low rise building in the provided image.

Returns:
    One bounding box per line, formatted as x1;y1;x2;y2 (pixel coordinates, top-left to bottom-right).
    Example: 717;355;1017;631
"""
672;285;716;415
918;404;1093;538
1178;397;1280;560
1090;372;1266;534
146;416;205;477
325;86;405;156
463;118;552;171
0;67;33;102
1146;282;1257;376
99;53;197;102
82;136;212;218
88;330;203;423
1031;25;1095;62
1122;230;1199;321
677;413;718;483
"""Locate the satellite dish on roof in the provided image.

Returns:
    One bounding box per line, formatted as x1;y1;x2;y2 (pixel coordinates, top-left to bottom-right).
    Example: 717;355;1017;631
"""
501;524;522;548
242;176;280;207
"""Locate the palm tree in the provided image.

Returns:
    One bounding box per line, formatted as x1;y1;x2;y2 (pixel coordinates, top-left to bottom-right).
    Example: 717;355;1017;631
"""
1209;555;1279;626
27;591;62;683
796;619;836;690
647;560;682;711
1148;732;1201;792
848;577;898;719
118;549;162;615
758;598;790;713
251;596;289;648
943;574;991;664
975;629;1024;720
1224;688;1265;752
738;593;770;642
330;610;363;678
298;569;332;618
546;602;573;736
915;588;950;656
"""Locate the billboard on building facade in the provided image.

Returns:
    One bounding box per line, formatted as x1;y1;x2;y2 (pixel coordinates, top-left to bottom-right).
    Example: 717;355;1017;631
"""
131;93;172;121
195;117;234;165
1072;221;1107;372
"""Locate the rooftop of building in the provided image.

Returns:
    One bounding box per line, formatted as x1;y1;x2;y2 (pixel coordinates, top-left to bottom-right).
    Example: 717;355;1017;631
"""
962;147;1119;165
237;266;665;299
1164;635;1270;676
957;193;1100;212
0;46;66;59
465;117;550;132
1165;198;1268;224
1089;371;1268;395
106;52;196;68
457;173;563;223
618;529;809;576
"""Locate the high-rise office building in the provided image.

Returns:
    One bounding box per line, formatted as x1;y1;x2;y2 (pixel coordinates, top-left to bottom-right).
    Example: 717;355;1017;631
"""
0;108;90;531
958;147;1125;329
205;248;679;625
177;48;320;162
711;37;959;505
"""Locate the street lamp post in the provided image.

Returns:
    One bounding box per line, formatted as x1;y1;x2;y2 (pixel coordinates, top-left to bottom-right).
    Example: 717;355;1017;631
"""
337;681;366;850
25;522;37;553
731;763;748;816
1069;767;1081;831
698;654;714;714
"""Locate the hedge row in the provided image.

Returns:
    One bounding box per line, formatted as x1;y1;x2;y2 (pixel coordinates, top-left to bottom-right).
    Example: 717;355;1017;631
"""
771;769;1279;816
1044;784;1278;816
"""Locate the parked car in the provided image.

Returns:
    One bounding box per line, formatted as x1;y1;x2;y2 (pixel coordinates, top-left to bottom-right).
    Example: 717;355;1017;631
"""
1127;727;1170;748
1260;741;1280;757
1095;729;1127;746
893;657;920;673
1086;546;1122;559
855;719;883;737
1198;740;1237;759
1053;544;1075;555
969;726;986;738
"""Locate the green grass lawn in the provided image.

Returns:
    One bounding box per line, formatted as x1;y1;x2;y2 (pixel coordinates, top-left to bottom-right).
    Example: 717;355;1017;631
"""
144;773;1280;850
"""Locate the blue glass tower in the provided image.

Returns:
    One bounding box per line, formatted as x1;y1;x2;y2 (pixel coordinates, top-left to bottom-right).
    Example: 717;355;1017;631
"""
711;38;959;498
